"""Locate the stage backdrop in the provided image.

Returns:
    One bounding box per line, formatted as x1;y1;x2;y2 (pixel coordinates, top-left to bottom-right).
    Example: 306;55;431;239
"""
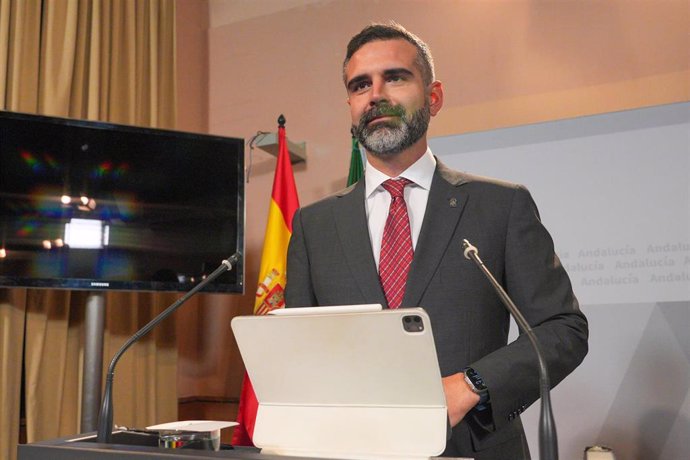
430;101;689;460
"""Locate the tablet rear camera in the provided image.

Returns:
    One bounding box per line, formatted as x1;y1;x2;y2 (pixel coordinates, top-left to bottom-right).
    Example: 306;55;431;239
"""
402;315;424;333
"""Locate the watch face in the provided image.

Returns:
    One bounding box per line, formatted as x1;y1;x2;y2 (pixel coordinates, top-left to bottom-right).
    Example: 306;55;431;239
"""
464;368;490;410
465;368;487;391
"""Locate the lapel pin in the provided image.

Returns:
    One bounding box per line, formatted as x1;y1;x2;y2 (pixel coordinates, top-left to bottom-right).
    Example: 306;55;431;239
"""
449;197;458;208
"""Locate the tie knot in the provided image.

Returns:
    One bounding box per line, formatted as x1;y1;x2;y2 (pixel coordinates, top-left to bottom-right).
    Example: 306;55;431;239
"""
382;178;412;199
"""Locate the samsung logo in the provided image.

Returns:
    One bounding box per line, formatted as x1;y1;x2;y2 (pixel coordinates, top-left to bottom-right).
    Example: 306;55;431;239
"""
90;282;110;287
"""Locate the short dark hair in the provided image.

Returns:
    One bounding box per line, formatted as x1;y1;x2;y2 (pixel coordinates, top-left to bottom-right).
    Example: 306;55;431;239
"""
343;22;435;87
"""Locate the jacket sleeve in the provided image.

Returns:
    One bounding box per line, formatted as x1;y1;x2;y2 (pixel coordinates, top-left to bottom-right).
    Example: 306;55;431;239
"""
470;185;589;433
285;208;318;308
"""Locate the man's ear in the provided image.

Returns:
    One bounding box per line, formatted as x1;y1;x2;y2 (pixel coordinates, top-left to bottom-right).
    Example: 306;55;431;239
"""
429;81;444;116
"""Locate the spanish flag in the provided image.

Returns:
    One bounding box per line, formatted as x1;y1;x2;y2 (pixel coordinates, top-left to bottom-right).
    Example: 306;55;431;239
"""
231;115;299;446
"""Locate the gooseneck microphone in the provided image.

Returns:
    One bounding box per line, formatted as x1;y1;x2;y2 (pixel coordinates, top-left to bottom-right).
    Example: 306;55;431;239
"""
96;253;241;444
462;239;558;460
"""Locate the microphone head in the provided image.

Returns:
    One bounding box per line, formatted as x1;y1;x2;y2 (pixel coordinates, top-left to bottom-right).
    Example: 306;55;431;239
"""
222;252;241;270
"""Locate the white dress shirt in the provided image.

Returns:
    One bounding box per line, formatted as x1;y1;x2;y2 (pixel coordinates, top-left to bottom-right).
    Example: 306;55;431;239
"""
364;149;436;269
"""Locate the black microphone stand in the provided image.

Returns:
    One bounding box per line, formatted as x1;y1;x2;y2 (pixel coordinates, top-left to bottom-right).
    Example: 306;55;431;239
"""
96;253;241;444
462;239;558;460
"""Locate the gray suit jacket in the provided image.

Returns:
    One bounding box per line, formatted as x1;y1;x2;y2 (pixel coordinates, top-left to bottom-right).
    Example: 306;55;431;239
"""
285;160;588;459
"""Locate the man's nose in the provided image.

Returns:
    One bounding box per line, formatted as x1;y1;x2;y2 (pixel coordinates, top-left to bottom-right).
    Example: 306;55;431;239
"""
368;79;387;106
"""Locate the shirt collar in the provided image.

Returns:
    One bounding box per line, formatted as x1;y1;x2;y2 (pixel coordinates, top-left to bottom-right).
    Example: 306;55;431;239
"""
365;148;436;198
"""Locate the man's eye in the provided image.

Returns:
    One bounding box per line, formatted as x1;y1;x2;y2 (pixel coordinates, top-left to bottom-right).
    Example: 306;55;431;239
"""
351;81;370;92
386;75;405;83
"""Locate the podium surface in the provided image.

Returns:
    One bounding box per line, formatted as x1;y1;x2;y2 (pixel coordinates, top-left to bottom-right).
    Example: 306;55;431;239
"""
18;432;308;460
19;433;472;460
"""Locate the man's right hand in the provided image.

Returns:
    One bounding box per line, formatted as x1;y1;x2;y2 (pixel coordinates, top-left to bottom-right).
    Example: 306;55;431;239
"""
442;373;480;427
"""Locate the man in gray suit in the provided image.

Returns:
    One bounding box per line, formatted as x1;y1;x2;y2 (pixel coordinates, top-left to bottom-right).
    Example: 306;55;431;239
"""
285;23;588;459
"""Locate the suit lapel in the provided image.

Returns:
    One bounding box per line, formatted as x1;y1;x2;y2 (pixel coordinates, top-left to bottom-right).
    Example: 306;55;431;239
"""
403;161;470;307
332;181;388;306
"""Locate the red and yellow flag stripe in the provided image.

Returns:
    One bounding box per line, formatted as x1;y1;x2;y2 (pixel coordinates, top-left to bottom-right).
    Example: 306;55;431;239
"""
253;125;298;314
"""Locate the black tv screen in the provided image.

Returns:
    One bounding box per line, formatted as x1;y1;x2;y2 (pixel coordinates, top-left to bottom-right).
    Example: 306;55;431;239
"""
0;111;244;293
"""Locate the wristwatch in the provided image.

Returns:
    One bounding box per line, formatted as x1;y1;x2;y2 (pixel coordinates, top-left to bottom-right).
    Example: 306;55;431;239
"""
463;367;490;411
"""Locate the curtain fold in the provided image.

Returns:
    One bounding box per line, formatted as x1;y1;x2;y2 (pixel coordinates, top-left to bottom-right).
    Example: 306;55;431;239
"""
38;0;76;115
0;289;27;460
0;0;42;111
0;1;177;458
24;290;85;439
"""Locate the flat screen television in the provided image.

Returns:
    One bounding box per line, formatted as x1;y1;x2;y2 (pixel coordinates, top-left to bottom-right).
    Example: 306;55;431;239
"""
0;111;244;293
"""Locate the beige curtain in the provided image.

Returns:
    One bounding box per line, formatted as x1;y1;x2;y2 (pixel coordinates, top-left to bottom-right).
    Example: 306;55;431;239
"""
0;0;177;458
0;289;27;460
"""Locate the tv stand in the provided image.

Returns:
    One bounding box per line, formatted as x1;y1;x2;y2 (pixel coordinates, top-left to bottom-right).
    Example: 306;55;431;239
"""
81;291;105;432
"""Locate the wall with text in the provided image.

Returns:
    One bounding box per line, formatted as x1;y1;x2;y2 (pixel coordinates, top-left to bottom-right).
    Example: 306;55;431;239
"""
431;102;689;460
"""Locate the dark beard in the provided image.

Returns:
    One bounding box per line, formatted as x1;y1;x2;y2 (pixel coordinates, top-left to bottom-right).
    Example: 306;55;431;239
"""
351;101;430;157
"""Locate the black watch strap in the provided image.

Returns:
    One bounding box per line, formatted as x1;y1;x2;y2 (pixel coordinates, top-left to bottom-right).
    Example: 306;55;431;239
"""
463;367;490;411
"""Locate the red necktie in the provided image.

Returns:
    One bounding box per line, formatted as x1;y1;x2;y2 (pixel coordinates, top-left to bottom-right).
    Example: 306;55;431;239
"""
379;178;414;309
